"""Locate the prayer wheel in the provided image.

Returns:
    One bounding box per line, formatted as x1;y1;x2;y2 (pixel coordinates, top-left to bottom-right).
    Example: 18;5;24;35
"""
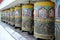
22;4;34;32
15;6;22;29
34;1;55;39
10;8;15;26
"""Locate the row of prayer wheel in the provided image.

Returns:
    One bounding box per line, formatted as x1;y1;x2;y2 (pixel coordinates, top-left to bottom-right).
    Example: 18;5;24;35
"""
1;0;55;40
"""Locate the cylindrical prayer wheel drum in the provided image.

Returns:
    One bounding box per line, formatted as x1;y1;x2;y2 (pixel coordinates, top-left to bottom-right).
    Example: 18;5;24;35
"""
7;10;8;23
3;11;5;22
22;4;34;32
9;9;11;24
6;10;9;23
55;2;60;40
1;11;4;22
10;8;15;26
6;10;8;23
5;10;7;22
34;1;55;39
8;10;10;24
15;6;22;28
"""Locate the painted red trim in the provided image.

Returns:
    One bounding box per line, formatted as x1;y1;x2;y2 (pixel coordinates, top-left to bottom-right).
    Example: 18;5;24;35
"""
0;0;3;3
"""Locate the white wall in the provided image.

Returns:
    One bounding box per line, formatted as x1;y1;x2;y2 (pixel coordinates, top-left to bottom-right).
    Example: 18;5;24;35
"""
0;0;46;10
0;0;15;10
0;0;30;10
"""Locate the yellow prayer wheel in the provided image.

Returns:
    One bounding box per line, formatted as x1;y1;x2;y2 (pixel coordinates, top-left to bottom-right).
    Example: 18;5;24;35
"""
3;10;5;22
34;1;55;39
3;10;6;22
6;10;9;23
5;10;7;23
15;6;22;29
1;11;4;22
8;9;10;24
6;10;8;23
1;11;3;22
22;4;34;33
55;1;60;40
7;10;8;23
10;8;15;26
10;9;11;25
3;11;5;22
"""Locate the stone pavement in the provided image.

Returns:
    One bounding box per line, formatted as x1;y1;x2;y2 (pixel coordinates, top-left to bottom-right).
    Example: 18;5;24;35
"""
0;21;36;40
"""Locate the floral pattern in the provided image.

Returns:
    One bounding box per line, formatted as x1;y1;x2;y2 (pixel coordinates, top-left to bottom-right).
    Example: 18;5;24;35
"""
34;6;55;35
